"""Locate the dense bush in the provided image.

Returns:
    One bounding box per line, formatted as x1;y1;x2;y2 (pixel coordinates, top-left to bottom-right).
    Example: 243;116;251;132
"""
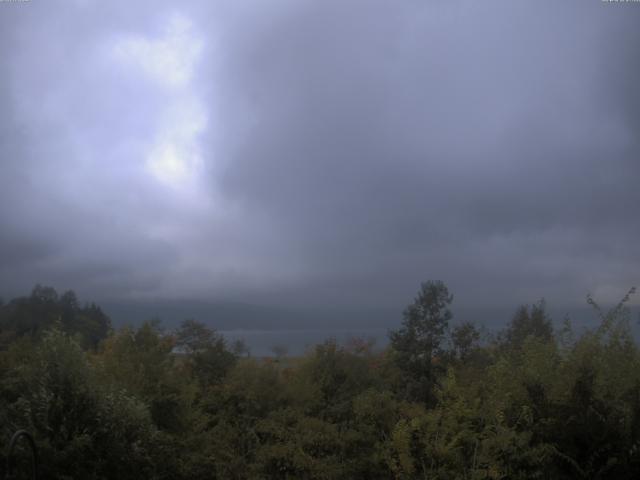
0;284;639;479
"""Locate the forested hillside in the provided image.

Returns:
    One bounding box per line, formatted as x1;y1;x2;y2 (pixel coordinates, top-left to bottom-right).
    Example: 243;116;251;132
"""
1;282;639;479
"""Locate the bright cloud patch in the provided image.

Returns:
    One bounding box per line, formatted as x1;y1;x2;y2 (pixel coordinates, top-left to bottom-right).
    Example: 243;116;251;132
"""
110;12;208;191
147;100;207;188
111;13;203;89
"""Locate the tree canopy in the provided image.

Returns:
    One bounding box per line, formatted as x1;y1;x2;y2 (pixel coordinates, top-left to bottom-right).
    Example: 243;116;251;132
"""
1;282;639;479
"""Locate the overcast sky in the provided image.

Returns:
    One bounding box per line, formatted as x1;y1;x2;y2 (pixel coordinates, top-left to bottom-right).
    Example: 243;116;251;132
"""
0;0;638;312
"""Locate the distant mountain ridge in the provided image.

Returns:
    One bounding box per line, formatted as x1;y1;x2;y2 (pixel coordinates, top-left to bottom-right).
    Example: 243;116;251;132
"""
100;299;639;333
100;300;400;330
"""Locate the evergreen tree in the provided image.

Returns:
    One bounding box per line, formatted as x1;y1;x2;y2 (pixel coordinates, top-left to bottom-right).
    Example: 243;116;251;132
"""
504;300;553;350
389;280;453;405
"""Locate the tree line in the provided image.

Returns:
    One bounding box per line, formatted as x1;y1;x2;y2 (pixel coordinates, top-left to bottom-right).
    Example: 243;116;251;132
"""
0;282;639;479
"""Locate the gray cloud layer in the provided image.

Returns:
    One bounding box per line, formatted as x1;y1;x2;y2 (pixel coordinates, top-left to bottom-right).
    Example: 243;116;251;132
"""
0;0;638;312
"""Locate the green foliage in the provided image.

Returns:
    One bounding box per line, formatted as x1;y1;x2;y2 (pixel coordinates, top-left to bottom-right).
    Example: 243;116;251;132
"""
389;280;454;405
0;285;111;349
98;321;195;434
1;284;639;479
0;329;157;480
502;300;554;351
175;319;238;388
451;321;481;361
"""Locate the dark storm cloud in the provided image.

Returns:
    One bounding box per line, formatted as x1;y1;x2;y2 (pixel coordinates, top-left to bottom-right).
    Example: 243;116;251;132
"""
0;0;638;312
211;0;640;307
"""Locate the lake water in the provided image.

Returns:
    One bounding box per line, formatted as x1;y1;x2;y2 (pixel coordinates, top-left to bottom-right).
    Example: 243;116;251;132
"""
219;306;640;357
219;328;390;357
